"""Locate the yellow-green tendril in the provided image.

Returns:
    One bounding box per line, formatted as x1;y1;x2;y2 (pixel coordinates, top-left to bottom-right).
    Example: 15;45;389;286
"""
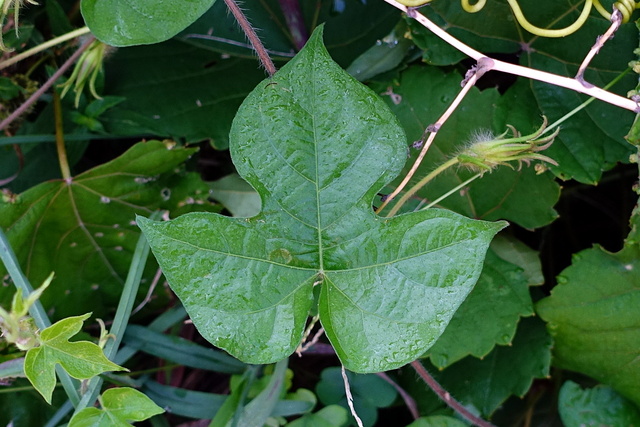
397;0;639;37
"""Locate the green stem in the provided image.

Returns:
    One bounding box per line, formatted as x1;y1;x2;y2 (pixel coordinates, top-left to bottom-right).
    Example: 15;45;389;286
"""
71;213;156;414
53;91;71;181
386;157;459;217
0;228;81;405
542;68;632;136
421;172;483;210
0;26;91;71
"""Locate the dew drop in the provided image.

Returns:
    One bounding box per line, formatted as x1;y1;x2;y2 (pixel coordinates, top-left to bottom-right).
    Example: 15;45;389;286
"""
70;242;77;248
100;196;111;203
625;264;633;271
91;284;99;290
114;246;123;251
95;232;104;238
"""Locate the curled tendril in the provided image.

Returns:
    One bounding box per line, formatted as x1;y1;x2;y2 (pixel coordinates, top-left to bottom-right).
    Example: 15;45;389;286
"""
400;0;640;37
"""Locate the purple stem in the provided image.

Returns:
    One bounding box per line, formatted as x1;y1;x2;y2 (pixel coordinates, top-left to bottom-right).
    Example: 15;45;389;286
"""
278;0;309;51
0;37;95;132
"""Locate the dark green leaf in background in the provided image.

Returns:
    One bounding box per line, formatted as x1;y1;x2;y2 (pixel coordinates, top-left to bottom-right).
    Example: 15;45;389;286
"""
558;380;640;427
412;0;637;183
177;0;400;68
0;141;208;319
81;0;216;46
433;317;552;417
316;367;397;427
138;27;505;372
373;66;560;229
102;42;267;149
537;244;640;405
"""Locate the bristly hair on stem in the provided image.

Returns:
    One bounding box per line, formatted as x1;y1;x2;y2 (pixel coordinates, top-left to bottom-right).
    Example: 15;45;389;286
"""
223;0;277;76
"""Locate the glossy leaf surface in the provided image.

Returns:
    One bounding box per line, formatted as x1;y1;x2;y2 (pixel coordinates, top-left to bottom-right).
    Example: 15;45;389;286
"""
138;27;505;372
81;0;216;46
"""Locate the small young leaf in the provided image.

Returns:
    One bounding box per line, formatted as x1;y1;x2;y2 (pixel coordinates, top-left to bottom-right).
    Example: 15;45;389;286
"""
558;381;640;427
24;313;126;403
138;26;505;373
68;387;164;427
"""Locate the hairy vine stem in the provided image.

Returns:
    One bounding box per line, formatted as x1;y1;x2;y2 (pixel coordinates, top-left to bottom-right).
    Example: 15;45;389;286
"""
376;59;491;213
223;0;277;76
411;360;497;427
385;0;640;113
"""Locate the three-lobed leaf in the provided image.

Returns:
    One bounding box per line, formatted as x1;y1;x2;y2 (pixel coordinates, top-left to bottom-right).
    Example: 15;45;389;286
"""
24;313;125;403
138;26;505;373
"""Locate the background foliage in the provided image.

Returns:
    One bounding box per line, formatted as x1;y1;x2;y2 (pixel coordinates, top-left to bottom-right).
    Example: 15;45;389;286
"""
1;0;639;425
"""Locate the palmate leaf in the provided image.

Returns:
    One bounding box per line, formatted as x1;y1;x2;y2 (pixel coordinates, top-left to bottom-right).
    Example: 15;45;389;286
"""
137;26;505;373
0;141;200;319
24;313;125;404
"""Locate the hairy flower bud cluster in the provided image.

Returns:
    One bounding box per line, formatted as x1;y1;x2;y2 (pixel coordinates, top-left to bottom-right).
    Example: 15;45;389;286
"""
456;117;559;173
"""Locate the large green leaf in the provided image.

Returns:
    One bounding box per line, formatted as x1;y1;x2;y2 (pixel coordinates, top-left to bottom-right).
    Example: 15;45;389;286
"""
372;66;560;229
137;27;505;373
0;141;201;319
426;247;534;368
24;313;125;404
536;244;640;405
81;0;216;46
411;0;637;183
558;381;640;427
